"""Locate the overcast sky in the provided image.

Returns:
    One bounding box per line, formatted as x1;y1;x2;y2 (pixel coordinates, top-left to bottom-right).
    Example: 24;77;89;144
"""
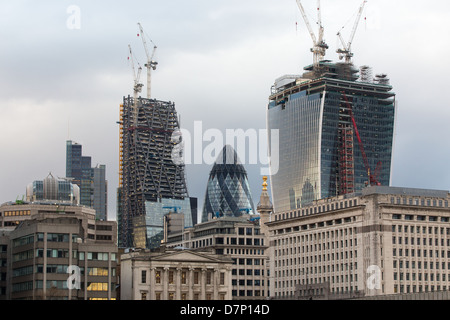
1;0;449;221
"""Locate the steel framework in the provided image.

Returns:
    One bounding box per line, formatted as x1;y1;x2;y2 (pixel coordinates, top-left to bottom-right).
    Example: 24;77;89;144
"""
119;96;188;247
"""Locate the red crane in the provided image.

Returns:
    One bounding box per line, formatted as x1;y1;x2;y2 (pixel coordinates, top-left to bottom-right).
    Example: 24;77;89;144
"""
341;92;382;186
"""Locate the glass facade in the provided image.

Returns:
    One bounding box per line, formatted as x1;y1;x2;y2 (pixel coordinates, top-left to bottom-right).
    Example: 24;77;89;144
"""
202;145;255;222
26;173;79;205
120;96;193;249
268;67;395;212
132;198;193;249
66;140;107;220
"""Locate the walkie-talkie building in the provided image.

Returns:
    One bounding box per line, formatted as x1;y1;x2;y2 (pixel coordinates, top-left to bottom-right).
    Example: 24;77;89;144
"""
267;62;396;213
119;96;194;249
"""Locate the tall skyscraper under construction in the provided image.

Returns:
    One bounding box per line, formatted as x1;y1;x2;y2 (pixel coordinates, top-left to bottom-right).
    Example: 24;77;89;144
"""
118;96;194;249
267;1;396;213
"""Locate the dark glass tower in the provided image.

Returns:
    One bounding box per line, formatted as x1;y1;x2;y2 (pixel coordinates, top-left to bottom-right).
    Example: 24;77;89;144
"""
120;96;194;249
66;140;108;220
202;145;255;222
267;61;396;212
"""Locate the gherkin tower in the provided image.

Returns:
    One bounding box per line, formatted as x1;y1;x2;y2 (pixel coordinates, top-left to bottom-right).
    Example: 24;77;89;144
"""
202;145;255;222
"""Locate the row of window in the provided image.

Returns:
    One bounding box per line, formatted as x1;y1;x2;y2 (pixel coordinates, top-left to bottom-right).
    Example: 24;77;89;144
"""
12;281;111;292
393;214;449;222
14;265;113;277
2;210;31;217
393;224;450;234
394;284;448;294
393;237;450;246
141;269;226;286
232;279;265;286
14;249;116;262
394;272;450;282
215;237;265;246
390;197;449;208
276;251;358;268
393;248;450;259
277;239;359;257
149;292;228;300
274;200;359;222
275;217;356;236
231;268;265;276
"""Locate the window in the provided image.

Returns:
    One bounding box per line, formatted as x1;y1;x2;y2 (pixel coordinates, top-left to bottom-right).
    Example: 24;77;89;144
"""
141;270;147;284
194;271;199;284
155;270;161;284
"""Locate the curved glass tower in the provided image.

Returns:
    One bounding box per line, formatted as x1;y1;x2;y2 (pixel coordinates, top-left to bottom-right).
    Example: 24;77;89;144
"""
268;62;396;213
202;145;255;222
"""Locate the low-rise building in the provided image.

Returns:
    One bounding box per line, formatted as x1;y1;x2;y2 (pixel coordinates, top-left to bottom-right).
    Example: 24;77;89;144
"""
165;215;269;300
1;201;118;300
120;248;233;300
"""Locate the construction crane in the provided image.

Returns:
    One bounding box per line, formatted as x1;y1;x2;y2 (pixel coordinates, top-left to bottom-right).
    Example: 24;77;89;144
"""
137;22;158;99
336;0;367;64
128;45;143;101
128;44;143;127
295;0;329;71
342;92;382;186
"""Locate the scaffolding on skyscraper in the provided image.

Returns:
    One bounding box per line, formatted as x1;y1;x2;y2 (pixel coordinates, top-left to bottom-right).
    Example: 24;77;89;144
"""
119;96;189;248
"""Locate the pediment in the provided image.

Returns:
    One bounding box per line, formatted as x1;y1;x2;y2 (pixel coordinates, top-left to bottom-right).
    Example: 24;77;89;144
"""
151;250;229;264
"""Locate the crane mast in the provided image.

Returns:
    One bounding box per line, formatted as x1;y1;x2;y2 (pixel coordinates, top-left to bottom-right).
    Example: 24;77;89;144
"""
137;22;158;99
128;44;143;127
342;92;381;186
336;0;367;64
296;0;328;71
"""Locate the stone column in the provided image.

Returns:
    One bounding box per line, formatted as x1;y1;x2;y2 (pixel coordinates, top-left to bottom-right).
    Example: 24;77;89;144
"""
188;267;194;300
176;267;182;300
213;269;219;300
163;266;169;300
201;268;207;300
149;267;155;300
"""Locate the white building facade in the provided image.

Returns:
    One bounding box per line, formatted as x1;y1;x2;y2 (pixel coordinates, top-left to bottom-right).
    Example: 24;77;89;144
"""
266;186;450;299
120;249;233;300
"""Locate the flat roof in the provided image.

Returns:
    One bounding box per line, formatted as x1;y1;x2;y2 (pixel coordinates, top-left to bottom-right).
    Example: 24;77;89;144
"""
362;186;449;198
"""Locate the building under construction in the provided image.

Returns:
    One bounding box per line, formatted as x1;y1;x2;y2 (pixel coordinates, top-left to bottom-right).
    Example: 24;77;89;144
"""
118;96;194;249
267;1;396;212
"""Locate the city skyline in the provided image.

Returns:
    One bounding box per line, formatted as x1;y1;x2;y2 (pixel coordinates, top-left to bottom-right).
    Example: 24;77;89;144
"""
1;0;449;221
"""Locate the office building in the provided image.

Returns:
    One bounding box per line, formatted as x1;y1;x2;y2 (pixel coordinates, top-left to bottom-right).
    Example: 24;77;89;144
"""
202;144;255;223
1;201;118;300
266;186;450;299
120;248;233;300
119;96;194;249
267;61;396;213
66;140;108;220
26;173;80;206
0;229;10;300
165;213;269;300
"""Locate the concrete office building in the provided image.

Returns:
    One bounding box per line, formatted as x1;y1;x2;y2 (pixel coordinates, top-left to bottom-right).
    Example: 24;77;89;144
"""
0;202;118;300
120;248;233;300
165;214;269;300
266;186;450;299
0;229;10;300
